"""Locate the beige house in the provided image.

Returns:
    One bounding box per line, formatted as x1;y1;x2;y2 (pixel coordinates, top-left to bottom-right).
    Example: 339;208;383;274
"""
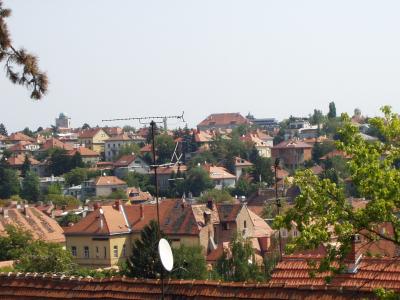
78;128;110;155
94;176;127;197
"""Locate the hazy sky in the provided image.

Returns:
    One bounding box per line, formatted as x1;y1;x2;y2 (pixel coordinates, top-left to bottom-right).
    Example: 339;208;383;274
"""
2;0;400;132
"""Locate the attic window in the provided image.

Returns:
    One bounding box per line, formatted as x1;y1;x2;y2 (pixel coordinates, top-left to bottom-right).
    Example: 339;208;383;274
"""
222;222;230;230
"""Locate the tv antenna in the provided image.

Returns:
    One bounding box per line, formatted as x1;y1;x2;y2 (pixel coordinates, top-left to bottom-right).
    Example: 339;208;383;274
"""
102;112;184;300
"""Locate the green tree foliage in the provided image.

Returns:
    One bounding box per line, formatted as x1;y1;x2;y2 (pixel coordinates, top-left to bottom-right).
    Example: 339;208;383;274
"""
216;234;264;282
21;171;40;202
185;166;214;197
20;155;31;177
123;125;135;133
48;148;71;176
46;183;62;195
0;123;7;136
274;106;400;274
310;109;325;127
155;134;176;164
125;220;166;279
251;157;273;185
231;176;255;197
107;188;128;199
311;141;336;164
45;194;80;209
64;168;88;186
116;143;140;160
0;225;33;260
0;167;20;199
123;172;155;194
82;123;91;130
198;189;234;204
328;101;337;119
69;152;84;169
22;127;34;137
188;151;217;168
16;241;74;273
58;212;82;227
170;244;207;280
0;1;48;99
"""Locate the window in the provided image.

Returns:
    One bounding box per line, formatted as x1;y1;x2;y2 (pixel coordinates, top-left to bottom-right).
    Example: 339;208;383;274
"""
71;246;77;257
122;244;126;257
113;245;118;258
293;230;298;237
244;220;247;228
280;229;288;238
222;222;230;231
96;246;99;258
84;246;89;258
104;246;107;259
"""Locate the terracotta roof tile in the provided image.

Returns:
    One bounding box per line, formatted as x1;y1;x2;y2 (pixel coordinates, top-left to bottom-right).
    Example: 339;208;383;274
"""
7;154;39;166
273;139;313;149
198;113;250;127
7;132;35;143
0;206;65;243
94;176;126;186
216;203;242;222
113;154;136;167
78;128;108;139
67;147;99;157
40;138;73;151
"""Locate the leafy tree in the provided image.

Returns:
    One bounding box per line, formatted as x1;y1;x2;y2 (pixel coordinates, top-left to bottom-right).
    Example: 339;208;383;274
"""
327;101;337;119
198;189;234;204
216;233;264;282
170;244;207;280
274;106;400;275
185;166;214;197
46;183;62;195
187;151;217;168
20;155;31;177
58;212;82;227
0;123;7;136
311;141;335;164
36;126;43;133
108;188;128;199
116;143;140;160
22;127;34;137
16;241;74;273
48;148;71;175
123;125;136;133
123;172;155;194
64;168;88;186
45;194;79;209
0;168;20;199
69;151;84;169
0;225;33;260
82;123;91;130
155;134;176;164
21;171;40;202
125;220;166;279
310;109;325;127
231;176;254;197
251;157;273;185
0;1;48;99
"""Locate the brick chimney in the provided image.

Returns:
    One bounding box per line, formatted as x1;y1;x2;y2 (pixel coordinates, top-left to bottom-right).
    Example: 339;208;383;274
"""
114;200;120;211
343;234;363;273
93;202;100;210
206;199;213;210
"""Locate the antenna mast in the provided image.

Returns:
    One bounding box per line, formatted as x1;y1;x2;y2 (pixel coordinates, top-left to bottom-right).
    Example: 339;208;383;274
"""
102;112;185;300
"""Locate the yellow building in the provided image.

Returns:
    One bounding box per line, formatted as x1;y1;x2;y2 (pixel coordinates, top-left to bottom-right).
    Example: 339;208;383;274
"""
78;128;110;155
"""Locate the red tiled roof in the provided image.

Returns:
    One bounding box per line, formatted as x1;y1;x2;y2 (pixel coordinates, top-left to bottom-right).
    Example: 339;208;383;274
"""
95;176;126;186
270;255;400;292
103;127;123;136
114;154;136;167
205;165;236;180
157;164;187;175
0;206;65;243
140;144;152;153
320;149;351;160
8;141;33;152
41;138;73;151
126;187;153;203
198;113;250;127
7;132;34;143
234;156;253;167
105;133;132;142
310;164;324;175
0;274;379;299
216;203;242;222
78;128;108;139
7;154;39;166
273;140;313;149
67;147;99;157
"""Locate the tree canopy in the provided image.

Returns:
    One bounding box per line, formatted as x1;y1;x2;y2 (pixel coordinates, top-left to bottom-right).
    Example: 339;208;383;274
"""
274;106;400;274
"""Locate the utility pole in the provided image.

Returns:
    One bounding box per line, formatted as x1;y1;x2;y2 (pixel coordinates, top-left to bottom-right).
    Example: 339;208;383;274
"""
274;158;283;261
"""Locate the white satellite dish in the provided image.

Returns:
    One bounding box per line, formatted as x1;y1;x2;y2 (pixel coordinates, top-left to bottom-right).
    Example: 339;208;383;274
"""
158;238;173;272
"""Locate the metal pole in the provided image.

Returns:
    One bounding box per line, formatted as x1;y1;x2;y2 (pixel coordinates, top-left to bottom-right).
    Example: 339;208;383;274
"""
150;121;164;300
274;158;283;261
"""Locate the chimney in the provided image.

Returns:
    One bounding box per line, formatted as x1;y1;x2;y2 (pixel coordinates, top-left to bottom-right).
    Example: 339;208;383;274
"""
140;204;144;220
114;200;120;211
93;202;100;210
344;235;362;273
23;204;29;215
206;199;213;210
3;209;8;218
51;210;55;219
99;208;104;230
